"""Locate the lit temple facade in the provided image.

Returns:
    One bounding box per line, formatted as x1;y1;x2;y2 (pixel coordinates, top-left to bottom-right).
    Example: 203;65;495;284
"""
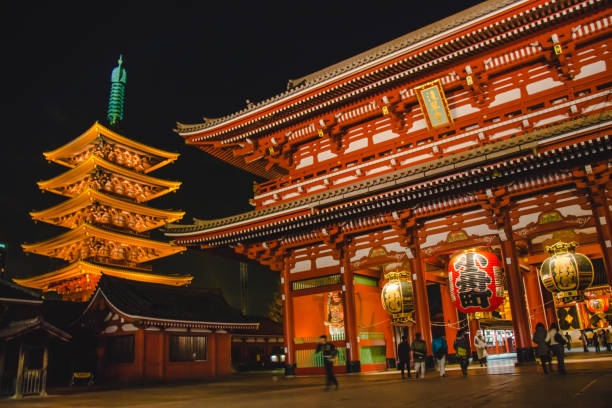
17;58;191;301
166;0;612;373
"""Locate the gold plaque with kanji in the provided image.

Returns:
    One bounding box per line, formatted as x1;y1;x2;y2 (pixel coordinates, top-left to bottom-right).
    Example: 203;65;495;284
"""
414;79;454;129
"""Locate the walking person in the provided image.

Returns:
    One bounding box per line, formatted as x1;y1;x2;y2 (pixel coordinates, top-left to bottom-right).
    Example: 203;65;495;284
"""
533;322;553;374
454;330;470;376
411;333;427;379
545;322;567;374
432;335;448;377
474;330;487;367
397;335;411;379
564;332;572;351
316;335;338;391
594;329;601;353
581;330;589;352
606;327;612;352
598;329;606;352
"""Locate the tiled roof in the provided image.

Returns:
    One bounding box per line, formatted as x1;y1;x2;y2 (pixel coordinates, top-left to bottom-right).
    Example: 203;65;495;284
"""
0;316;71;341
0;278;42;303
236;315;283;336
171;127;612;247
286;0;518;91
94;277;257;329
166;111;612;236
176;0;520;133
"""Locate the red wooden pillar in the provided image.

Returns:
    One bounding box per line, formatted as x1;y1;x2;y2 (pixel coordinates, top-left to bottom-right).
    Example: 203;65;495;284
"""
541;285;558;328
524;265;548;334
500;229;535;363
440;283;458;353
209;332;217;376
411;246;433;358
589;190;612;285
158;331;166;380
138;330;146;380
468;315;479;353
380;275;396;365
281;257;296;375
341;246;360;372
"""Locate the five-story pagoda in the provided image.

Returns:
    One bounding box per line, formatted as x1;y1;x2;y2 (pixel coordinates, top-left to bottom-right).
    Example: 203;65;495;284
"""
15;57;191;301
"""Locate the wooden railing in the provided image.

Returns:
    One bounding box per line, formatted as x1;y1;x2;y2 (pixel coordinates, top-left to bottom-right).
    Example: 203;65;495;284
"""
21;369;44;396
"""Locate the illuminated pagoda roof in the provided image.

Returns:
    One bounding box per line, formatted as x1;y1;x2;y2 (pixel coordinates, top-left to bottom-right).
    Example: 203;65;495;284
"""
81;277;259;331
18;56;191;302
37;155;181;202
13;260;192;303
22;223;185;263
43;122;179;173
30;188;185;232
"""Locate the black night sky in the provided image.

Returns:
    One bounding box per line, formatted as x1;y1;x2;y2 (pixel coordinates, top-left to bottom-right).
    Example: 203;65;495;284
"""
0;1;480;315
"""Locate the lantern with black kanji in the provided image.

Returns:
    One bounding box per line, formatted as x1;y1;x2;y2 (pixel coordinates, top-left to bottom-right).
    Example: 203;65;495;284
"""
381;262;414;325
448;249;505;314
539;242;594;304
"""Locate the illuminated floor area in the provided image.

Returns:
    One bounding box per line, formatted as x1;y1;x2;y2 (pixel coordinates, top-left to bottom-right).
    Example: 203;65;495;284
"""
2;359;611;407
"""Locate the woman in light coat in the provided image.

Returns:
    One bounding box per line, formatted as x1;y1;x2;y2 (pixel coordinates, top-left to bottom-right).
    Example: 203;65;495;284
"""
474;330;487;367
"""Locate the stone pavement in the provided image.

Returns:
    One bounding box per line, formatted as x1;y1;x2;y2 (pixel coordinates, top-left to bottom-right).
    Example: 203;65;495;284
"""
3;357;611;407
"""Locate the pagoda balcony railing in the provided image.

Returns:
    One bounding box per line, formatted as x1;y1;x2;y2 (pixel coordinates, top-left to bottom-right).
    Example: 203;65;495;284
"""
84;257;153;271
90;223;151;238
253;76;611;208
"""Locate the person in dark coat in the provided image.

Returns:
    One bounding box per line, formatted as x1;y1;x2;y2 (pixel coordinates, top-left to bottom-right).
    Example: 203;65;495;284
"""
432;335;448;377
533;322;553;374
411;333;427;379
316;335;338;390
454;330;470;376
397;336;411;379
564;332;572;351
545;322;566;374
580;330;589;352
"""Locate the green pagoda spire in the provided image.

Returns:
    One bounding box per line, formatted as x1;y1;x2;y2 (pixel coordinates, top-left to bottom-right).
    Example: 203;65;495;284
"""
107;55;127;126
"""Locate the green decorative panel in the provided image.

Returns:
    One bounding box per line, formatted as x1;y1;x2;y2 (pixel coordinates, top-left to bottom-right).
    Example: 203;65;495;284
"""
358;332;385;340
292;274;341;291
294;332;345;344
354;274;378;287
295;347;347;368
359;346;387;365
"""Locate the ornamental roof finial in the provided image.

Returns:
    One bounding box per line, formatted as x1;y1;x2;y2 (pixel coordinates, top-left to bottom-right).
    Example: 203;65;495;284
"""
107;55;127;126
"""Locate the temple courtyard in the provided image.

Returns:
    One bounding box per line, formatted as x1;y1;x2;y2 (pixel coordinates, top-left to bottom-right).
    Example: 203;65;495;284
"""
4;355;611;407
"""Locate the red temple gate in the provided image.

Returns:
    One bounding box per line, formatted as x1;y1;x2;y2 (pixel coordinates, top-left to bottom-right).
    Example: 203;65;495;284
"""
167;0;612;373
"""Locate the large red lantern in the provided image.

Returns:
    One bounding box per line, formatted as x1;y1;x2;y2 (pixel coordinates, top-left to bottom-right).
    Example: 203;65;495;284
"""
585;297;609;313
448;249;505;314
584;286;610;314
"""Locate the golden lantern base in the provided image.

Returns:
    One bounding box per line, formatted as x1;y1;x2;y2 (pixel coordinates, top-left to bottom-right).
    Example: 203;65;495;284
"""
556;290;583;304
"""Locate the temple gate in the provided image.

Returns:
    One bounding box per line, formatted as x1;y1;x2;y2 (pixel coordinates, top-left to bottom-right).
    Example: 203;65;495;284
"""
167;0;612;373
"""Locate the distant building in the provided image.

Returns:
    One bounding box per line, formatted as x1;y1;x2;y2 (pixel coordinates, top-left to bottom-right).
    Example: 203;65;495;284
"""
232;316;284;371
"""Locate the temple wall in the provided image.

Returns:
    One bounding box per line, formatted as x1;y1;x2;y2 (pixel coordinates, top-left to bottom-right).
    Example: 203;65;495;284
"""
100;330;231;382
